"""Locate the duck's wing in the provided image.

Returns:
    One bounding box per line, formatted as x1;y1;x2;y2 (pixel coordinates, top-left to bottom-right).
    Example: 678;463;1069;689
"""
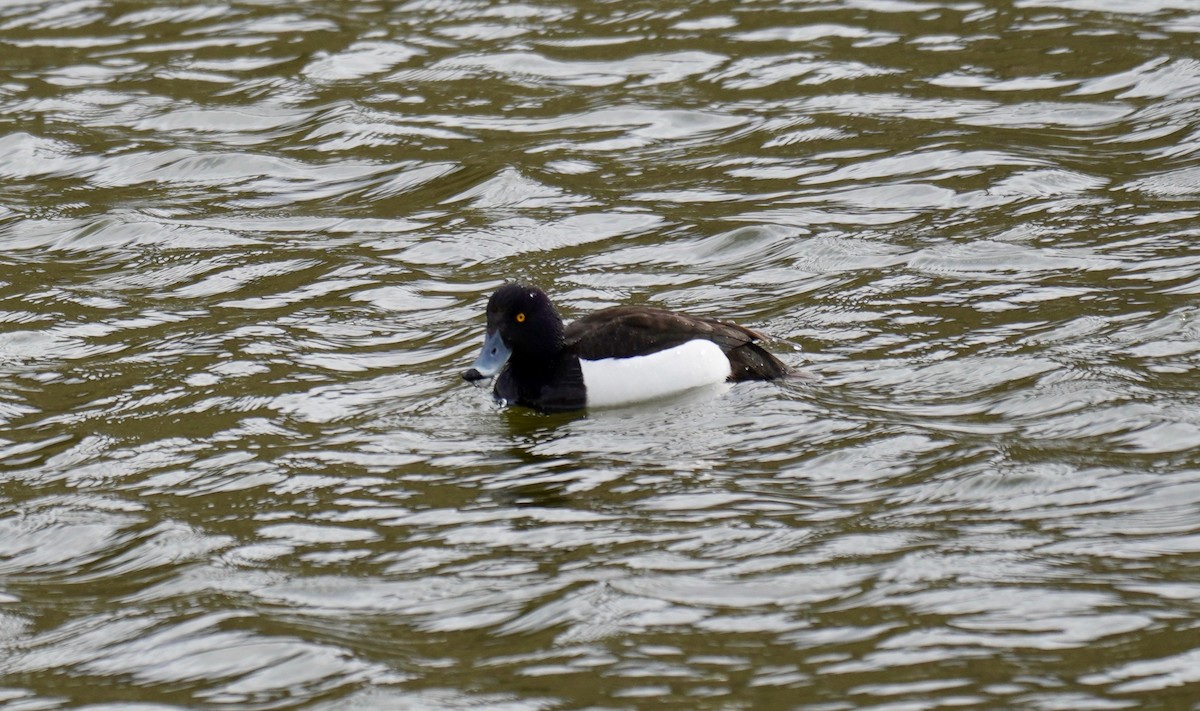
563;306;759;359
564;306;790;380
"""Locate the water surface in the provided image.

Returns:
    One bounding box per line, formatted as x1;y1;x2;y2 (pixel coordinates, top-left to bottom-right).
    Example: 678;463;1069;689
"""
2;0;1200;708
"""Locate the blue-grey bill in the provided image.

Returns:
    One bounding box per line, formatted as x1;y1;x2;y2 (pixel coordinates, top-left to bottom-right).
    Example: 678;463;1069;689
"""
462;330;512;382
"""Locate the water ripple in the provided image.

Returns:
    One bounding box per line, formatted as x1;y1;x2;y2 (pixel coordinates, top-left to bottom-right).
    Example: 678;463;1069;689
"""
1;0;1199;708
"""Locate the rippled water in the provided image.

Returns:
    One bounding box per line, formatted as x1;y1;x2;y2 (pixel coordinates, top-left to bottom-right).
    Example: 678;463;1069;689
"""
2;0;1200;708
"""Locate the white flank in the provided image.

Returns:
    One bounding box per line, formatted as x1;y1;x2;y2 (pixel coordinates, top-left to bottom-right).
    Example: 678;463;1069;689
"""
578;339;732;408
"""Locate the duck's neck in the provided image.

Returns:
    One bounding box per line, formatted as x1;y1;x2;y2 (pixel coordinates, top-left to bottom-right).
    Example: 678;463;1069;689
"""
500;348;585;412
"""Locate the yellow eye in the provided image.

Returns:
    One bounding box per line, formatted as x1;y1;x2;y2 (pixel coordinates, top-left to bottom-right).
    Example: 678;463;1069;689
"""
516;312;526;323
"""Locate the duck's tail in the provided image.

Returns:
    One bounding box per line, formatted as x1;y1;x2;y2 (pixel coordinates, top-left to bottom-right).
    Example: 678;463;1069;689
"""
726;341;792;381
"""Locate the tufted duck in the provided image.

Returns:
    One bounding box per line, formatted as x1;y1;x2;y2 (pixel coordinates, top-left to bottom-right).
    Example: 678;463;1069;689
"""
462;284;790;412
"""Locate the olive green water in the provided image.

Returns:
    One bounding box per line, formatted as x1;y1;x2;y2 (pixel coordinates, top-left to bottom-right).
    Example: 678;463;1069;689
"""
2;0;1200;708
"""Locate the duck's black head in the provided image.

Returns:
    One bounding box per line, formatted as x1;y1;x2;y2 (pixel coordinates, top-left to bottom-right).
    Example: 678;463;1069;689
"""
463;284;565;382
